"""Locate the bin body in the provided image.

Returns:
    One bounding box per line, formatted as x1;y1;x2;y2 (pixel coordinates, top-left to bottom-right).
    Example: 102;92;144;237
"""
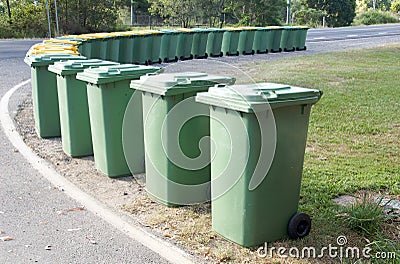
195;83;322;246
76;64;161;177
48;59;119;157
147;30;163;64
294;26;309;51
176;29;195;60
131;32;150;64
221;28;241;56
206;28;225;57
266;26;283;52
191;28;209;59
131;72;235;206
160;29;180;62
237;27;256;55
24;54;86;138
280;26;296;52
252;28;273;54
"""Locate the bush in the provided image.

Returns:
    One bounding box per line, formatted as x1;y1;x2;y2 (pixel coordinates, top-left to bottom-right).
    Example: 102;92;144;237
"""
353;10;399;25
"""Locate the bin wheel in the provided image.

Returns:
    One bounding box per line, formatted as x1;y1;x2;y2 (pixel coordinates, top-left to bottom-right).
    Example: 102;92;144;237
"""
236;51;239;56
209;52;213;57
174;56;179;62
189;54;194;60
251;50;255;55
158;58;163;64
219;52;223;57
226;51;230;56
163;57;169;63
204;53;208;58
279;48;282;52
288;212;311;239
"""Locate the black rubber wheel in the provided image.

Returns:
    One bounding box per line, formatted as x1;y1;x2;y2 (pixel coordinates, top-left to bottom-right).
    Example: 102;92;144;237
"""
174;56;179;62
163;57;169;63
251;50;255;55
209;52;213;57
288;212;311;239
219;52;223;57
226;51;230;56
279;48;282;52
189;54;194;60
236;51;239;56
158;58;162;64
204;53;208;59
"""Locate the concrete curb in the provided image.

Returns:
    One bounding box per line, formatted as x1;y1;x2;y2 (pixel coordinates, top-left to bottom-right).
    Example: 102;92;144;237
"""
0;80;196;264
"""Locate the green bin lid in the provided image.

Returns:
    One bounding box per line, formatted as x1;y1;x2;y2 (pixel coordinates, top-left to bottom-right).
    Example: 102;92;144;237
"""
48;59;119;76
130;72;235;96
196;83;322;113
24;54;86;67
76;64;162;85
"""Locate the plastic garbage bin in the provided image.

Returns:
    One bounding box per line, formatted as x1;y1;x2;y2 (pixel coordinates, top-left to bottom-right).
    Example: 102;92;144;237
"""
206;28;225;57
280;26;296;52
130;72;235;206
48;59;119;157
191;28;209;59
237;27;257;55
294;26;309;51
76;64;161;177
266;26;283;52
106;32;132;62
196;83;322;246
221;27;241;56
175;28;195;60
252;27;273;54
145;30;164;64
24;53;86;138
160;29;180;62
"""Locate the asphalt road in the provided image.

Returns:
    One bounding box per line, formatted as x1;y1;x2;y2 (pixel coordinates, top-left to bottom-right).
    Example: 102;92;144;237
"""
0;24;400;263
0;43;171;263
307;23;400;42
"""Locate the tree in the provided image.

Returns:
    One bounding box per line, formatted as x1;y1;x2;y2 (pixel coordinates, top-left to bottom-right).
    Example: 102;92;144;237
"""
304;0;356;27
5;0;11;24
391;0;400;12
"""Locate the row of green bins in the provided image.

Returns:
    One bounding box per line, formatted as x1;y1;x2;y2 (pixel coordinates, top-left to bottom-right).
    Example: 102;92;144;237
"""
265;26;283;52
191;28;209;59
237;27;257;55
252;27;273;54
206;28;225;57
221;27;241;56
294;26;309;51
195;83;322;246
176;28;195;60
160;29;180;62
48;59;120;157
24;53;86;138
130;72;235;206
76;64;161;177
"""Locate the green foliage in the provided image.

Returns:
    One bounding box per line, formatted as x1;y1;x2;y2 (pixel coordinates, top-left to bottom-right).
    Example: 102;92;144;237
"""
148;0;286;27
293;7;327;27
304;0;357;27
353;9;399;25
357;0;394;12
391;0;400;12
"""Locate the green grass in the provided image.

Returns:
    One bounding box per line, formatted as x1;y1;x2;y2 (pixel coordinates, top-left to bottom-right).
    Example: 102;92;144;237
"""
250;46;400;215
123;45;400;263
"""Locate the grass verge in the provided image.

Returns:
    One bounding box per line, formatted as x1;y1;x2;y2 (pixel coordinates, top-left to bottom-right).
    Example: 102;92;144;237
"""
122;45;400;263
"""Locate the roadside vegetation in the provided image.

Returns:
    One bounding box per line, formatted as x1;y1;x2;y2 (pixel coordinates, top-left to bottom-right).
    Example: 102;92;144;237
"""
0;0;399;39
121;45;400;263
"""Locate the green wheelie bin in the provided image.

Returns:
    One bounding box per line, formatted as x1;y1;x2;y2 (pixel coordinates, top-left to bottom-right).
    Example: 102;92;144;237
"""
252;27;273;54
48;59;119;157
266;26;283;52
191;28;209;59
221;27;241;56
294;26;309;51
130;72;235;206
76;64;161;177
24;53;86;138
206;28;225;57
280;26;296;52
160;29;180;62
196;83;322;246
237;27;257;55
145;30;164;64
176;28;195;60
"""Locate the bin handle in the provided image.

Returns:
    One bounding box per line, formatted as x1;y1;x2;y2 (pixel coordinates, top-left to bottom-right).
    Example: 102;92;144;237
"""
262;91;278;99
